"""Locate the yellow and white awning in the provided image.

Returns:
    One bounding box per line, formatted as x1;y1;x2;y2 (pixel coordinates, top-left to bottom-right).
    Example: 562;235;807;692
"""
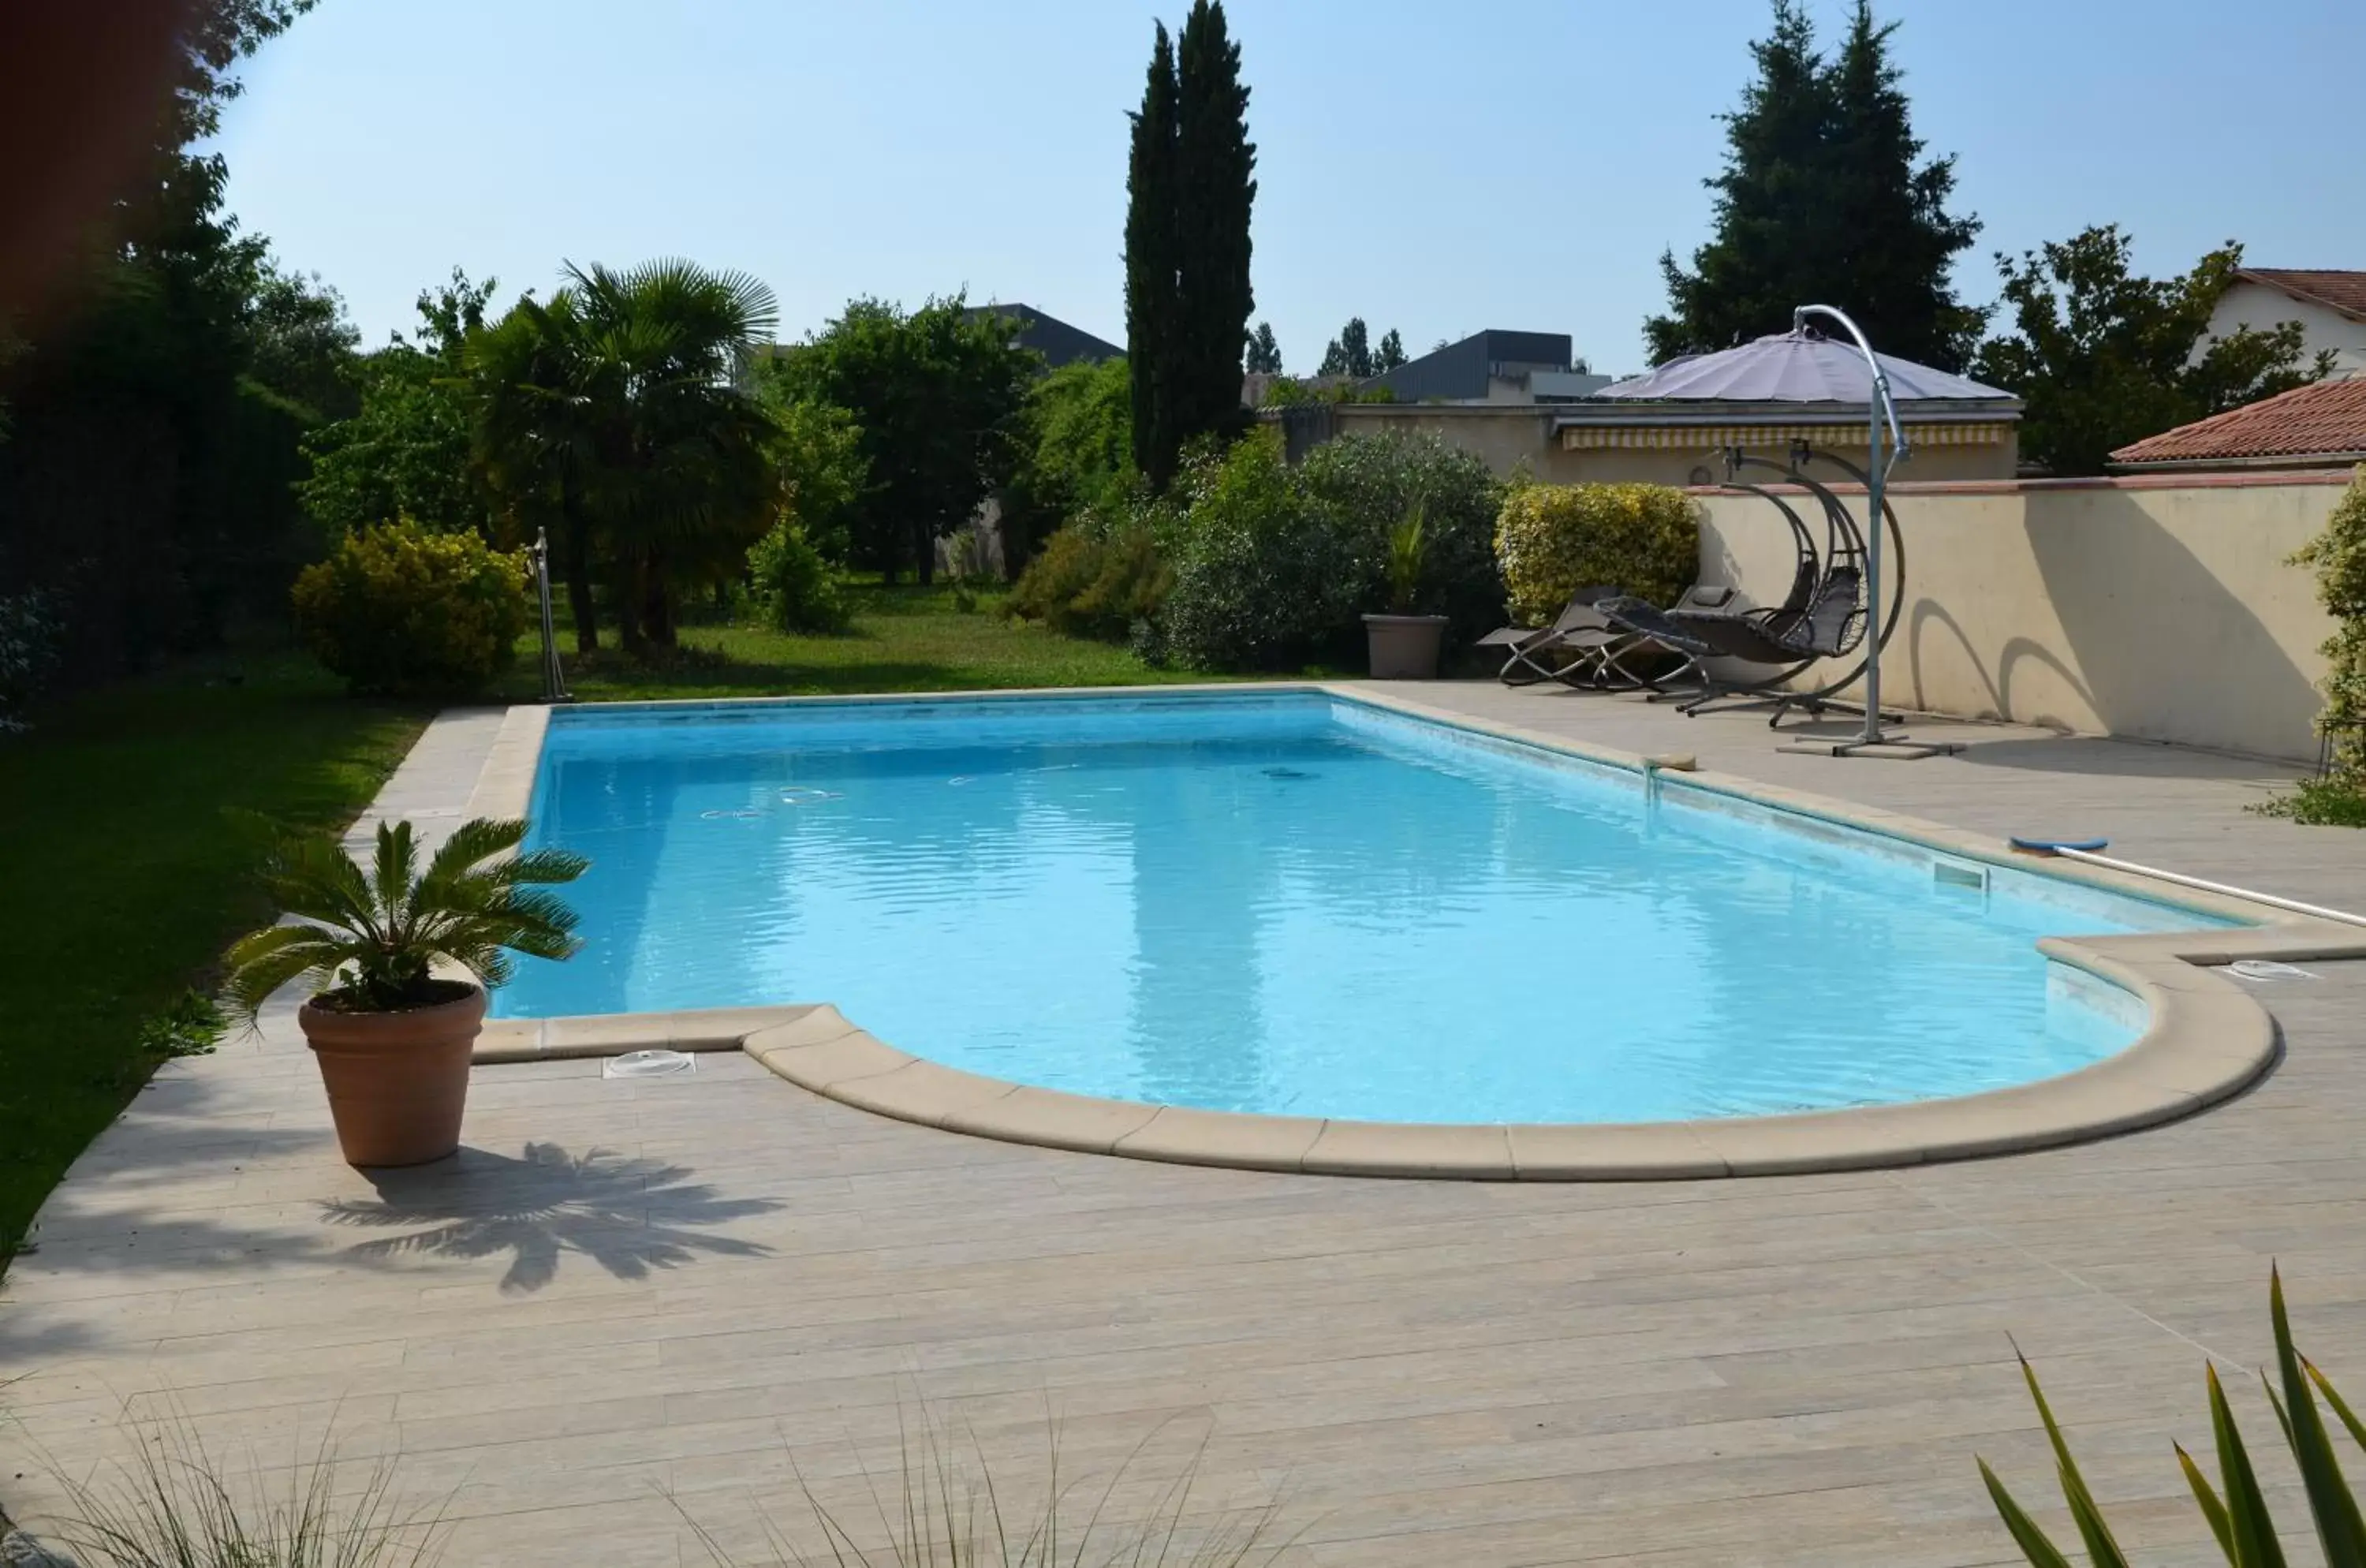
1558;420;2012;452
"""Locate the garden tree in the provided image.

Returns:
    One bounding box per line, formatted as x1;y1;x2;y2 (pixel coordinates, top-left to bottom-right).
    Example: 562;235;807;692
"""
757;395;868;565
1375;328;1407;372
997;355;1135;573
0;0;325;678
1125;24;1181;483
1317;317;1373;379
1125;1;1257;487
771;294;1039;583
301;269;499;537
1972;227;2327;476
244;263;360;420
468;259;782;651
1647;0;1981;371
1244;320;1282;374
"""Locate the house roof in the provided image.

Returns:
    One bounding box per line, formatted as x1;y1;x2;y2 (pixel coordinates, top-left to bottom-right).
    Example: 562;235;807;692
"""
2234;269;2366;324
2110;375;2366;467
965;303;1123;369
1593;330;2017;406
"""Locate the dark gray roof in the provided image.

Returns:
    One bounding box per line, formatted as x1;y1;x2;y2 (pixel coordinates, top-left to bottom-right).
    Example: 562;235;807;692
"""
1361;329;1574;402
965;304;1123;370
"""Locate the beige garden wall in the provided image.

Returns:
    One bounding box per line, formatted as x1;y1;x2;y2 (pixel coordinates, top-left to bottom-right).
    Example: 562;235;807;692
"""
1693;470;2353;761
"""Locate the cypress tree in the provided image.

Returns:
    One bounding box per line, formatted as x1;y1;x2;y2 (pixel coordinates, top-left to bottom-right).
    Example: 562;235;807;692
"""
1646;1;1979;369
1819;0;1982;369
1173;0;1256;455
1125;24;1180;484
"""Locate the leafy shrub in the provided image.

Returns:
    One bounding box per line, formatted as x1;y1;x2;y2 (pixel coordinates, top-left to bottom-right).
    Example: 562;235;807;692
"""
1295;430;1504;637
1494;481;1700;627
290;522;531;696
1155;429;1506;672
2287;465;2366;819
1157;431;1369;671
747;521;850;633
1008;524;1173;642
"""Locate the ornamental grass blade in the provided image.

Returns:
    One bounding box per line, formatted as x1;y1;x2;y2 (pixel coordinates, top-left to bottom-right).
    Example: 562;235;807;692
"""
2270;1266;2366;1566
2308;1357;2366;1454
2014;1345;2134;1568
1978;1458;2079;1568
2206;1361;2289;1568
2179;1441;2237;1564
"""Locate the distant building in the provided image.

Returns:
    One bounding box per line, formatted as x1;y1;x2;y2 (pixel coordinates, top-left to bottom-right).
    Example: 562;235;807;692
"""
1358;329;1610;405
2110;375;2366;472
964;303;1123;370
2207;271;2366;379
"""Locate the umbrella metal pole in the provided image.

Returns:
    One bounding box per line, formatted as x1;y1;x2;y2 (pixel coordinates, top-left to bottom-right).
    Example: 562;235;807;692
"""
1783;306;1956;760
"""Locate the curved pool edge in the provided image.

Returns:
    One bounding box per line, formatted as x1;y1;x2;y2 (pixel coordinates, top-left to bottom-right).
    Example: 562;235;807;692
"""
465;682;2366;1178
471;937;2304;1179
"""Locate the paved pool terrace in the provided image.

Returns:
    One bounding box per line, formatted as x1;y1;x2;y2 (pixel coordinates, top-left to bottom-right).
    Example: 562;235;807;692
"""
6;681;2366;1566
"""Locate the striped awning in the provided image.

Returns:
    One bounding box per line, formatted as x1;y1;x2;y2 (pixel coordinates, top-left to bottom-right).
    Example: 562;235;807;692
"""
1558;421;2012;452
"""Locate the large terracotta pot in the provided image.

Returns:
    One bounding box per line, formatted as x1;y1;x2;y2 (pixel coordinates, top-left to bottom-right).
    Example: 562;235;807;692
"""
297;985;485;1167
1363;613;1450;679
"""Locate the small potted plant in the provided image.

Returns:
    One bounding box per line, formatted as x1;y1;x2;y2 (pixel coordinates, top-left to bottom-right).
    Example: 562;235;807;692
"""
225;817;588;1167
1362;499;1450;679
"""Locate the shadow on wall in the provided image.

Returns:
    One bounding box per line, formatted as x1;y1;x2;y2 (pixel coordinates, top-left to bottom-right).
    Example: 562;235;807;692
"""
1871;485;2330;761
321;1141;780;1295
2016;488;2320;757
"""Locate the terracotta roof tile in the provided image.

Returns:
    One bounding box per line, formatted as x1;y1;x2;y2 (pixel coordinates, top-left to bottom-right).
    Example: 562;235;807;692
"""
2237;269;2366;323
2111;375;2366;465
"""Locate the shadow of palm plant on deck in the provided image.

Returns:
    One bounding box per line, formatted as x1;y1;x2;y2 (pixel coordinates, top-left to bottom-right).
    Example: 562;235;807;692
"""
319;1141;778;1294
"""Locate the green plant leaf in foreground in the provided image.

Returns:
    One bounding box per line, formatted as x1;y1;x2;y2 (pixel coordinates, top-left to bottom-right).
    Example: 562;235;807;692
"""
2271;1265;2366;1566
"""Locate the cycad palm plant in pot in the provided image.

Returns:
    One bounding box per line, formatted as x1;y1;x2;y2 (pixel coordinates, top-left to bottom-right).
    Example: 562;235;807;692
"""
225;818;588;1167
1364;498;1449;678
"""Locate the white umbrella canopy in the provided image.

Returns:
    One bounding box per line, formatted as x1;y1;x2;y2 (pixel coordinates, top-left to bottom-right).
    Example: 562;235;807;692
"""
1595;329;2013;405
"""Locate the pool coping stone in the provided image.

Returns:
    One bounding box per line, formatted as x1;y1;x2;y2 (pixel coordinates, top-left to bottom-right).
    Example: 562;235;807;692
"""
465;682;2366;1180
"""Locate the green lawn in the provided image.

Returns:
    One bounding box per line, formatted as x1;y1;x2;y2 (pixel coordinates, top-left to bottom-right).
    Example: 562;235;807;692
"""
0;656;427;1262
495;581;1231;702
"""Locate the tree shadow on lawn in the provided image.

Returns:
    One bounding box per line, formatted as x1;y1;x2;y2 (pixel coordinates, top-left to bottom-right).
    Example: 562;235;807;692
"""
320;1141;781;1295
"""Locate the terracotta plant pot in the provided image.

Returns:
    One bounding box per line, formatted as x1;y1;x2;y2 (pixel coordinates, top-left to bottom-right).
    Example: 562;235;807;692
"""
1363;613;1450;679
297;984;486;1167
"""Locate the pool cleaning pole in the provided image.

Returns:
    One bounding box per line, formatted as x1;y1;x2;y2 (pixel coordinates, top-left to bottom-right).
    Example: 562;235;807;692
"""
1793;305;1905;750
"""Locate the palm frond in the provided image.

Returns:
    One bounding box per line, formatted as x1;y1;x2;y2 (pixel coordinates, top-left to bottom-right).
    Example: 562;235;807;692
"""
2271;1265;2366;1563
224;817;586;1014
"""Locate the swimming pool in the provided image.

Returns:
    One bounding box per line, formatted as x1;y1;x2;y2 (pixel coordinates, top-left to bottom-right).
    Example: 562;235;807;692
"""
498;690;2230;1125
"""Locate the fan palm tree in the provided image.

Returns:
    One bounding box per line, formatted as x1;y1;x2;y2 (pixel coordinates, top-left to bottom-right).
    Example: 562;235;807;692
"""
223;818;588;1020
468;259;782;653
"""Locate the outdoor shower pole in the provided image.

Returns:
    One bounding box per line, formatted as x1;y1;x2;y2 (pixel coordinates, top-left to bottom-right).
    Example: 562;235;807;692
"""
1793;304;1905;749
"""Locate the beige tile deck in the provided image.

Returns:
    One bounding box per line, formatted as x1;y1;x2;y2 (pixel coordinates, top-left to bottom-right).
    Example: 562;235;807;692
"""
7;684;2366;1566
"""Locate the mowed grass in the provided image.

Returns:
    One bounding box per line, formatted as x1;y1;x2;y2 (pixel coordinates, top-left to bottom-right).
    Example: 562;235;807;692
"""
495;580;1230;702
0;656;426;1262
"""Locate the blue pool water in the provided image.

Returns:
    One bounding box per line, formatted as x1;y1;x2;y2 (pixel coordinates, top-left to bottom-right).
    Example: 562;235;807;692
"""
499;693;2225;1123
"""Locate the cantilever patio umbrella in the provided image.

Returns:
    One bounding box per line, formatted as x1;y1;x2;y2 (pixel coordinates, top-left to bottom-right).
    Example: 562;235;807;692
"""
1592;310;2015;756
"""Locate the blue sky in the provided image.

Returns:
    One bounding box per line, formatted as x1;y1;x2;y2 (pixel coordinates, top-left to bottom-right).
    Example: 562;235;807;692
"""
214;0;2365;375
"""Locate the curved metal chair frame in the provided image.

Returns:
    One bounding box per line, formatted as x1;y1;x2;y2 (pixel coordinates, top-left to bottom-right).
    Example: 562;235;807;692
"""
1748;442;1910;729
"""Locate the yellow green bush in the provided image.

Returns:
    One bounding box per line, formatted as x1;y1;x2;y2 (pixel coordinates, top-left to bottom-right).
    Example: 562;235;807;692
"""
1493;482;1700;626
292;522;531;696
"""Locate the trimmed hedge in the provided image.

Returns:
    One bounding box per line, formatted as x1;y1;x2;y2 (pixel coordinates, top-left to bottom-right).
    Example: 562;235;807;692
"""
1494;482;1699;626
291;521;531;696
